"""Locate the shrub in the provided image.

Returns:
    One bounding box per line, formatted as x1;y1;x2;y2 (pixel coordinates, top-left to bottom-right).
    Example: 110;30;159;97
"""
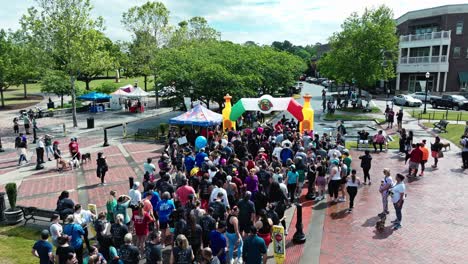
94;82;119;94
159;123;169;135
5;183;17;209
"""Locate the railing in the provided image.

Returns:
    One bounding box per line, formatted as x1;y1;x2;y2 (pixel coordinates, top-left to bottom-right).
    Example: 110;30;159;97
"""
400;30;451;42
400;55;448;64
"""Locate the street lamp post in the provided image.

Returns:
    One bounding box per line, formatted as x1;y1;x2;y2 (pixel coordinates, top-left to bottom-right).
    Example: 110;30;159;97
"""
189;87;194;108
423;72;430;114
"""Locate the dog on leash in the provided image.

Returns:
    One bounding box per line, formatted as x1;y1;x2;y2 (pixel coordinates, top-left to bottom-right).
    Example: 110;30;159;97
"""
441;142;451;151
375;213;387;232
81;153;91;164
69;158;80;170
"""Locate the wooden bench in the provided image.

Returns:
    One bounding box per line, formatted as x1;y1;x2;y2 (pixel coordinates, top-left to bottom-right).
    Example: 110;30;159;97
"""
433;120;448;133
18;206;59;226
134;128;158;141
357;136;372;150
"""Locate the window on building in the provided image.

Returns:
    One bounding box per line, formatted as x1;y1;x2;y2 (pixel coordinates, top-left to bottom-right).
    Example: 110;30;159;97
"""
456;22;463;35
454;47;461;58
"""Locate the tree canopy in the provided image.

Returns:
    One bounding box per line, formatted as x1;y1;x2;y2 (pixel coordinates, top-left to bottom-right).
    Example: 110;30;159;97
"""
318;5;398;91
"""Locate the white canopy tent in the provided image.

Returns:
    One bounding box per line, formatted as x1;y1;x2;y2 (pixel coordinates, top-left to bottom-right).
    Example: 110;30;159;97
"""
126;87;149;98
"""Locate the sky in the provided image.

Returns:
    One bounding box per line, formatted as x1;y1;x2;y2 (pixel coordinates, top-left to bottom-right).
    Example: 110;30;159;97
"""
0;0;467;46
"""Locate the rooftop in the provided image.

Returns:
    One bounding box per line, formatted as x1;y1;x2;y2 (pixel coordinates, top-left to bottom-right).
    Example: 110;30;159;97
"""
396;4;468;25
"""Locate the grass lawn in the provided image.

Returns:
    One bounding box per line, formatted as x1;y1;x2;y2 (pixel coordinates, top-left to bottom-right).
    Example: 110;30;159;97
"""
423;122;465;146
0;224;41;264
410;109;468;121
346;135;400;149
337;106;381;114
2;76;150;108
324;113;385;124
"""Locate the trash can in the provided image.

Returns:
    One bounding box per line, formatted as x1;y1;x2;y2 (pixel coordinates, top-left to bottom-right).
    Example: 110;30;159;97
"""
0;192;5;222
87;117;95;129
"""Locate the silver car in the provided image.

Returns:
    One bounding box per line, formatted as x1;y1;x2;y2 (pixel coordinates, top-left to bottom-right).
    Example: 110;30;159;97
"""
393;94;422;107
408;92;437;102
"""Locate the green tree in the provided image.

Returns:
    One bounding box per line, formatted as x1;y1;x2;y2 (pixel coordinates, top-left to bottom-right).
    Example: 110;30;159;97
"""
21;0;106;127
40;70;71;108
77;30;115;90
0;29;13;108
318;5;398;93
9;30;44;99
122;1;170;93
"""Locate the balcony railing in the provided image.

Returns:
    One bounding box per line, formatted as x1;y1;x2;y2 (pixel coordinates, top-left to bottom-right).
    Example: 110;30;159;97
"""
400;55;448;64
400;30;451;42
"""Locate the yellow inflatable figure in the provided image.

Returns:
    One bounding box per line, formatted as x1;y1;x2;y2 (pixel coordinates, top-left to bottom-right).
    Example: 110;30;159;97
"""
222;94;236;131
300;94;314;133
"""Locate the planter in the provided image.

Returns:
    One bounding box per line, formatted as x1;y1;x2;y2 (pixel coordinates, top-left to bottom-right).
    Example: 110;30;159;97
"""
4;208;24;225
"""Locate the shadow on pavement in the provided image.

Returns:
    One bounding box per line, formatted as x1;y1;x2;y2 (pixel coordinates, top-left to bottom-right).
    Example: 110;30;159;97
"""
313;201;329;210
372;227;394;239
362;216;380;227
330;209;349;220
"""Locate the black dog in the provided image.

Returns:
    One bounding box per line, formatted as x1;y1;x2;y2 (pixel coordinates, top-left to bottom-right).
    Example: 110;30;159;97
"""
375;213;386;232
81;153;91;164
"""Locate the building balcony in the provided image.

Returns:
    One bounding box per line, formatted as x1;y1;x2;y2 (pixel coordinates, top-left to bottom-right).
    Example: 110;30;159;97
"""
397;56;449;73
399;30;451;48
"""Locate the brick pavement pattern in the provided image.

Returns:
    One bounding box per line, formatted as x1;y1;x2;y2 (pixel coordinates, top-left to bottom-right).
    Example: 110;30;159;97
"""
319;149;468;264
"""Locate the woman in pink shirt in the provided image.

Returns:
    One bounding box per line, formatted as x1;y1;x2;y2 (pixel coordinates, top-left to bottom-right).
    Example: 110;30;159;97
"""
175;177;195;206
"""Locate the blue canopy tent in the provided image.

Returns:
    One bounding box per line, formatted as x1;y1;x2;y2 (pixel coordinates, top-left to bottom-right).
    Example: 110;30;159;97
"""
169;104;222;127
77;92;112;101
77;92;112;113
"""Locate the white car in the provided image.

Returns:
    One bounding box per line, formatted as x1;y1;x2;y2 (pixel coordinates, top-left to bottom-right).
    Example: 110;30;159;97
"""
408;92;438;102
393;94;422;107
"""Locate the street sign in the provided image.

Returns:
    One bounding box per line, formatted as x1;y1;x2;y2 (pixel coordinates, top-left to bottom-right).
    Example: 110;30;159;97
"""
273;225;286;264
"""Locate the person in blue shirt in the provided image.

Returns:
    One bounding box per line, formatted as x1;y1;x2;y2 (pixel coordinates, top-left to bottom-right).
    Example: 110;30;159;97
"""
184;149;195;174
195;148;208;167
242;225;267;264
155;192;175;248
63;215;85;264
286;165;299;203
209;221;227;264
32;229;54;264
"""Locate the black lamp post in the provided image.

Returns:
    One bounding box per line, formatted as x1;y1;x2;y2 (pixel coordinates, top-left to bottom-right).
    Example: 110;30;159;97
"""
423;72;430;114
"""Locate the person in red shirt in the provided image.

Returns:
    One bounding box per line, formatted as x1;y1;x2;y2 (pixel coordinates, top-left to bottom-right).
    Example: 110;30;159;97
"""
132;202;153;254
420;140;430;176
408;143;423;177
175;177;196;206
68;137;80;160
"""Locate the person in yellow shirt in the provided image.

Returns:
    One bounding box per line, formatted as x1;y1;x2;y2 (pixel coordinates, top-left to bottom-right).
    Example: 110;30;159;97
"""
420;140;430;176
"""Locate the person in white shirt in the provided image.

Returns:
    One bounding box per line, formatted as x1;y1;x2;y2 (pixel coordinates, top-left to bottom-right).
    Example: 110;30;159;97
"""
379;168;394;215
143;158;156;177
346;169;361;213
36;137;45;164
49;214;62;247
391;174;406;230
129;182;142;209
73;204;95;250
209;180;229;208
277;176;288;198
328;167;341;203
272;143;283;161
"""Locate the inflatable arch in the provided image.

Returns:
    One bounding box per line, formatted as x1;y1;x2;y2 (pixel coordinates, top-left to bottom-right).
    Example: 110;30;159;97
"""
222;94;314;133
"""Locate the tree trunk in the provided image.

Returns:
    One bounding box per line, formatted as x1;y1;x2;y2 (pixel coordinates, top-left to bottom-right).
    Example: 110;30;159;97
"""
85;79;91;90
0;87;4;108
154;75;159;109
70;75;78;127
106;71;109;78
61;95;64;108
144;75;147;91
23;81;27;99
115;69;120;83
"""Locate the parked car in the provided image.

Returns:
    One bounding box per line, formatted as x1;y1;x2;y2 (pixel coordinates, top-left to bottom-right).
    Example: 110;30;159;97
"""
408;92;440;102
393;94;422;107
305;77;316;83
431;95;468;111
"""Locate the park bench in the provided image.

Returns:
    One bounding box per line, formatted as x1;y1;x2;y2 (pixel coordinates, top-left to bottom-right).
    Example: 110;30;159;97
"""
357;136;373;150
18;206;59;226
134;128;158;141
433;120;448;133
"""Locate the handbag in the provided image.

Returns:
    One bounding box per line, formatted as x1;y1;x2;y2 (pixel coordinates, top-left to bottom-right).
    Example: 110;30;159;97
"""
438;151;444;158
